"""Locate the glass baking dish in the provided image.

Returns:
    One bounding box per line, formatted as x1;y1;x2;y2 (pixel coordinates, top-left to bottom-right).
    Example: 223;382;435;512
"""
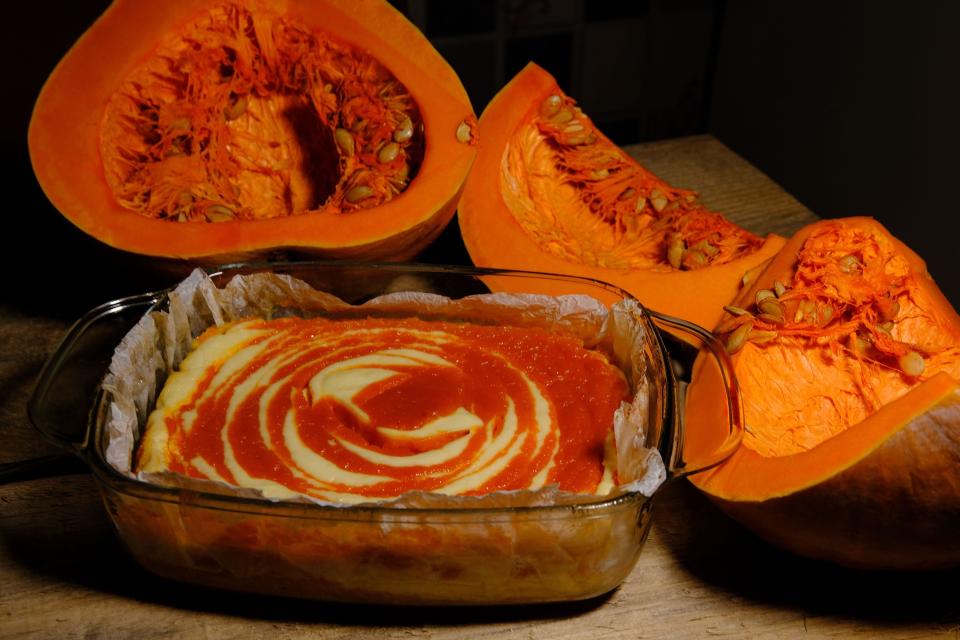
28;261;742;605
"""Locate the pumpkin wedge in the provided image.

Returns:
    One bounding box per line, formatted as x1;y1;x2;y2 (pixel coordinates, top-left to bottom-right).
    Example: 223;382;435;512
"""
688;217;960;569
458;63;784;326
29;0;476;263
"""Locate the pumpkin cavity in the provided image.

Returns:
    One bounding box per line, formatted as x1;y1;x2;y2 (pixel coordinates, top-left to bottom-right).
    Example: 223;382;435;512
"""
498;92;764;271
100;2;424;223
717;221;960;457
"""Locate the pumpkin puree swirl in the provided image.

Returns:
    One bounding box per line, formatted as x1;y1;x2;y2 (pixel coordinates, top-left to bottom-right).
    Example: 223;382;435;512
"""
137;317;629;503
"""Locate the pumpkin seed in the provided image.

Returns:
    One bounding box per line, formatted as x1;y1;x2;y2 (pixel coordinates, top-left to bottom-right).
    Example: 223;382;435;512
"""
666;234;685;269
839;254;860;273
551;108;574;124
377;141;400;164
898;350;925;377
756;289;776;304
619;187;636;201
741;270;754;287
560;131;589;146
650;190;668;212
851;333;871;356
223;96;247;121
726;323;752;354
748;329;778;344
345;184;374;203
724;305;752;317
757;312;785;325
205;204;235;222
540;95;562;118
635;196;648;213
715;316;743;335
774;280;787;298
334;128;355;156
456;120;472;144
590;168;609;180
394;116;413;142
758;298;785;319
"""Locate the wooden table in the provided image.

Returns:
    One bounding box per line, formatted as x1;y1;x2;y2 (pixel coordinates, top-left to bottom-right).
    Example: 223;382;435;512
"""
2;136;957;639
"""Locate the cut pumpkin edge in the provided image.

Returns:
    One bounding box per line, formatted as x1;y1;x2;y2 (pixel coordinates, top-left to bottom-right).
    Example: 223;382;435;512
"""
690;370;960;502
459;61;785;327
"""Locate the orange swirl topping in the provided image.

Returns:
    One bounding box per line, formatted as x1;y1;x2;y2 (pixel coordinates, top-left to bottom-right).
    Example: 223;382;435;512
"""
136;317;629;503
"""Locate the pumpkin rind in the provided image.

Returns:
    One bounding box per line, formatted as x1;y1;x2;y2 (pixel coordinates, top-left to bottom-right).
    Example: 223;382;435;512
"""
28;0;476;262
458;63;784;325
716;386;960;569
690;217;960;569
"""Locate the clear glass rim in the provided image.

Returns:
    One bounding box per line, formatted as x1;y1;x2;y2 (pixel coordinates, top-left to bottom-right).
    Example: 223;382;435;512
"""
212;258;638;299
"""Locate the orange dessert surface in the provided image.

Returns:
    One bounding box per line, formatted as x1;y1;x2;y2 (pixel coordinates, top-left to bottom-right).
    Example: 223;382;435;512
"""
136;316;630;503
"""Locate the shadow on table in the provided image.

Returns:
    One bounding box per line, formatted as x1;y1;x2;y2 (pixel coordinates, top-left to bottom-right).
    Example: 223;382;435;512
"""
652;479;960;627
1;475;610;625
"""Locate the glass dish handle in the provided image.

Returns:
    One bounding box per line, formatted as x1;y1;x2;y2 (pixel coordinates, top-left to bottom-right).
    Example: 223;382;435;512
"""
27;292;161;453
649;310;744;479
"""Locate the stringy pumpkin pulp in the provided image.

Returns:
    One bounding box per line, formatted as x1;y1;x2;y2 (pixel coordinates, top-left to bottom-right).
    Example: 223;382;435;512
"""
500;93;764;271
716;220;960;456
101;2;423;223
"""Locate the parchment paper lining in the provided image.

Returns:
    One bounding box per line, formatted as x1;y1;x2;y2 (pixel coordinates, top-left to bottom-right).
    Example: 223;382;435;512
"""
102;269;667;508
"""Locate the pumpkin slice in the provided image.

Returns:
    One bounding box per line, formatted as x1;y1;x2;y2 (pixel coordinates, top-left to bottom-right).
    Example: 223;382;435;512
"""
689;217;960;569
29;0;476;263
458;63;784;326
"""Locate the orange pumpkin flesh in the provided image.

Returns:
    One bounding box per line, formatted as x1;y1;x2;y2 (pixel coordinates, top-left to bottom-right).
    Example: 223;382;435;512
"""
29;0;476;263
458;63;784;324
689;217;960;569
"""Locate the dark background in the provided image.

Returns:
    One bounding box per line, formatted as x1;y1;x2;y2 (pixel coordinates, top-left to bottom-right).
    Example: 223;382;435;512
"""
6;0;958;313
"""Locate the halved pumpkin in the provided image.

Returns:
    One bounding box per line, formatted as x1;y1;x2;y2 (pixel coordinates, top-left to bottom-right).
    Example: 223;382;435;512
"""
688;217;960;569
458;63;784;326
29;0;476;263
